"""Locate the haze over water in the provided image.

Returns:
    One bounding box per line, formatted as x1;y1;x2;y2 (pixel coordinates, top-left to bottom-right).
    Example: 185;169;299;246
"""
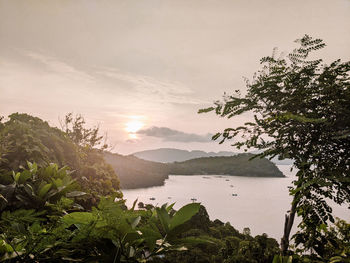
123;165;349;239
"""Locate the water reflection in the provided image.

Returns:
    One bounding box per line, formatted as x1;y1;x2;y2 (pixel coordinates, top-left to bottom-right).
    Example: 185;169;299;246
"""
122;165;348;239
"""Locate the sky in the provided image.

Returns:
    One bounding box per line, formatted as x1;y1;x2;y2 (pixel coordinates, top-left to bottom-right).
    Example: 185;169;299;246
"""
1;0;350;155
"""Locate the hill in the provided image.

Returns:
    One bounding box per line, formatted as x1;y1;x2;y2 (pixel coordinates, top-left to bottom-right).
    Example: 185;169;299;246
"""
104;152;169;189
105;152;284;189
132;148;236;163
168;153;284;177
0;113;120;196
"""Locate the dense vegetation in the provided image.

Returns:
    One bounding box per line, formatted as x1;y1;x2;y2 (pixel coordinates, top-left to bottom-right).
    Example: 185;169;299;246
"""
201;35;350;260
104;152;169;189
149;205;280;263
0;113;120;201
168;154;283;177
0;161;203;262
105;152;283;189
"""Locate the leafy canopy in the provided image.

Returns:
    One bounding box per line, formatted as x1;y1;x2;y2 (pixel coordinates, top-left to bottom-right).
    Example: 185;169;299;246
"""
0;113;120;198
200;35;350;256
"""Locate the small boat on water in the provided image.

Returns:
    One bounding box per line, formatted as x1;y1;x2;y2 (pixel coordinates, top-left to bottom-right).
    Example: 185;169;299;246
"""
230;185;234;187
168;197;172;199
225;179;230;181
149;197;156;200
202;176;210;179
232;194;238;197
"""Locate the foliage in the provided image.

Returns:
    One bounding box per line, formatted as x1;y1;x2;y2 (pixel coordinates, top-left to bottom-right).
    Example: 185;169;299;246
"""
149;206;280;263
0;113;79;172
292;218;350;263
104;152;169;189
200;35;350;256
168;153;283;177
0;161;81;211
0;162;202;262
60;113;107;150
0;160;281;262
272;255;293;263
0;113;120;198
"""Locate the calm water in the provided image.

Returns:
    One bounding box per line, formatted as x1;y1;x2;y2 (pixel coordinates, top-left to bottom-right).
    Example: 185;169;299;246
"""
122;165;349;239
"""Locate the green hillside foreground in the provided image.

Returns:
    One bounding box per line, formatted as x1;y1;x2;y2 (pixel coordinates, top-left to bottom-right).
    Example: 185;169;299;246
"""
0;113;120;199
104;152;284;189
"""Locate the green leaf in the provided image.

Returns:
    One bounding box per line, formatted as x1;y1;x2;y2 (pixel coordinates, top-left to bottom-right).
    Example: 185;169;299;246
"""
123;231;143;245
131;198;138;211
0;194;8;211
156;206;170;233
139;227;162;251
272;255;281;263
198;107;215;114
330;256;345;263
62;212;95;227
166;203;175;212
38;183;52;199
169;203;200;231
130;216;141;229
14;172;21;183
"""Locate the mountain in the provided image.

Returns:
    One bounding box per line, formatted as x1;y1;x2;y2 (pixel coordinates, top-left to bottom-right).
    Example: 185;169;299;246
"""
132;148;294;165
132;148;236;163
104;152;284;189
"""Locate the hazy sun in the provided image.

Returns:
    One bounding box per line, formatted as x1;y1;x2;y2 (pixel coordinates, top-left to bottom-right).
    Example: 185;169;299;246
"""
125;119;144;133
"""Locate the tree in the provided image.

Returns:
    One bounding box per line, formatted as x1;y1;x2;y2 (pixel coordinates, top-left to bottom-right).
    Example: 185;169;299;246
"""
200;35;350;256
59;112;108;150
0;113;120;198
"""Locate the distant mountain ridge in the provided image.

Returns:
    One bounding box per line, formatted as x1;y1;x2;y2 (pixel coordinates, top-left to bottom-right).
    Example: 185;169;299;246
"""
132;148;236;163
132;148;294;165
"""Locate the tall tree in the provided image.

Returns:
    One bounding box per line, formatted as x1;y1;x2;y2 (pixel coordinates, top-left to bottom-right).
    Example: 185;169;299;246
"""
200;35;350;256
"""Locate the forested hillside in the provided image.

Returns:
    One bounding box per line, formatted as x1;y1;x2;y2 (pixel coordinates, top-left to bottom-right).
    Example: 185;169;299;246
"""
0;113;120;198
104;152;169;189
168;154;283;177
104;152;284;189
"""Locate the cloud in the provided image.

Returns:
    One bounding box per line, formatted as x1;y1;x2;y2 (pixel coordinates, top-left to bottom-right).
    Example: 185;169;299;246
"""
137;126;212;142
97;68;204;105
126;139;139;144
24;51;95;83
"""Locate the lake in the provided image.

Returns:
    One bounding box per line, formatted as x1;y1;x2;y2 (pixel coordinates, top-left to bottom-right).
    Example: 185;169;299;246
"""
122;165;349;240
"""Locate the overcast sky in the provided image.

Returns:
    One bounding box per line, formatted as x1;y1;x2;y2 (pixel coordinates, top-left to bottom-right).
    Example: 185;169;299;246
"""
1;0;350;154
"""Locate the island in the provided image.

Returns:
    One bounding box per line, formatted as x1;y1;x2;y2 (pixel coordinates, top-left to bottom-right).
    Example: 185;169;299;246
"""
104;152;284;189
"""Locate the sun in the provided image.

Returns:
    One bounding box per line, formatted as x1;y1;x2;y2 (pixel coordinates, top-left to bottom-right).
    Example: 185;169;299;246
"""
125;119;144;133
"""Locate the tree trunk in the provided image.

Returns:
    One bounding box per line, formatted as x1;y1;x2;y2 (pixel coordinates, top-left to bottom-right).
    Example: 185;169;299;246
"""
281;199;297;255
